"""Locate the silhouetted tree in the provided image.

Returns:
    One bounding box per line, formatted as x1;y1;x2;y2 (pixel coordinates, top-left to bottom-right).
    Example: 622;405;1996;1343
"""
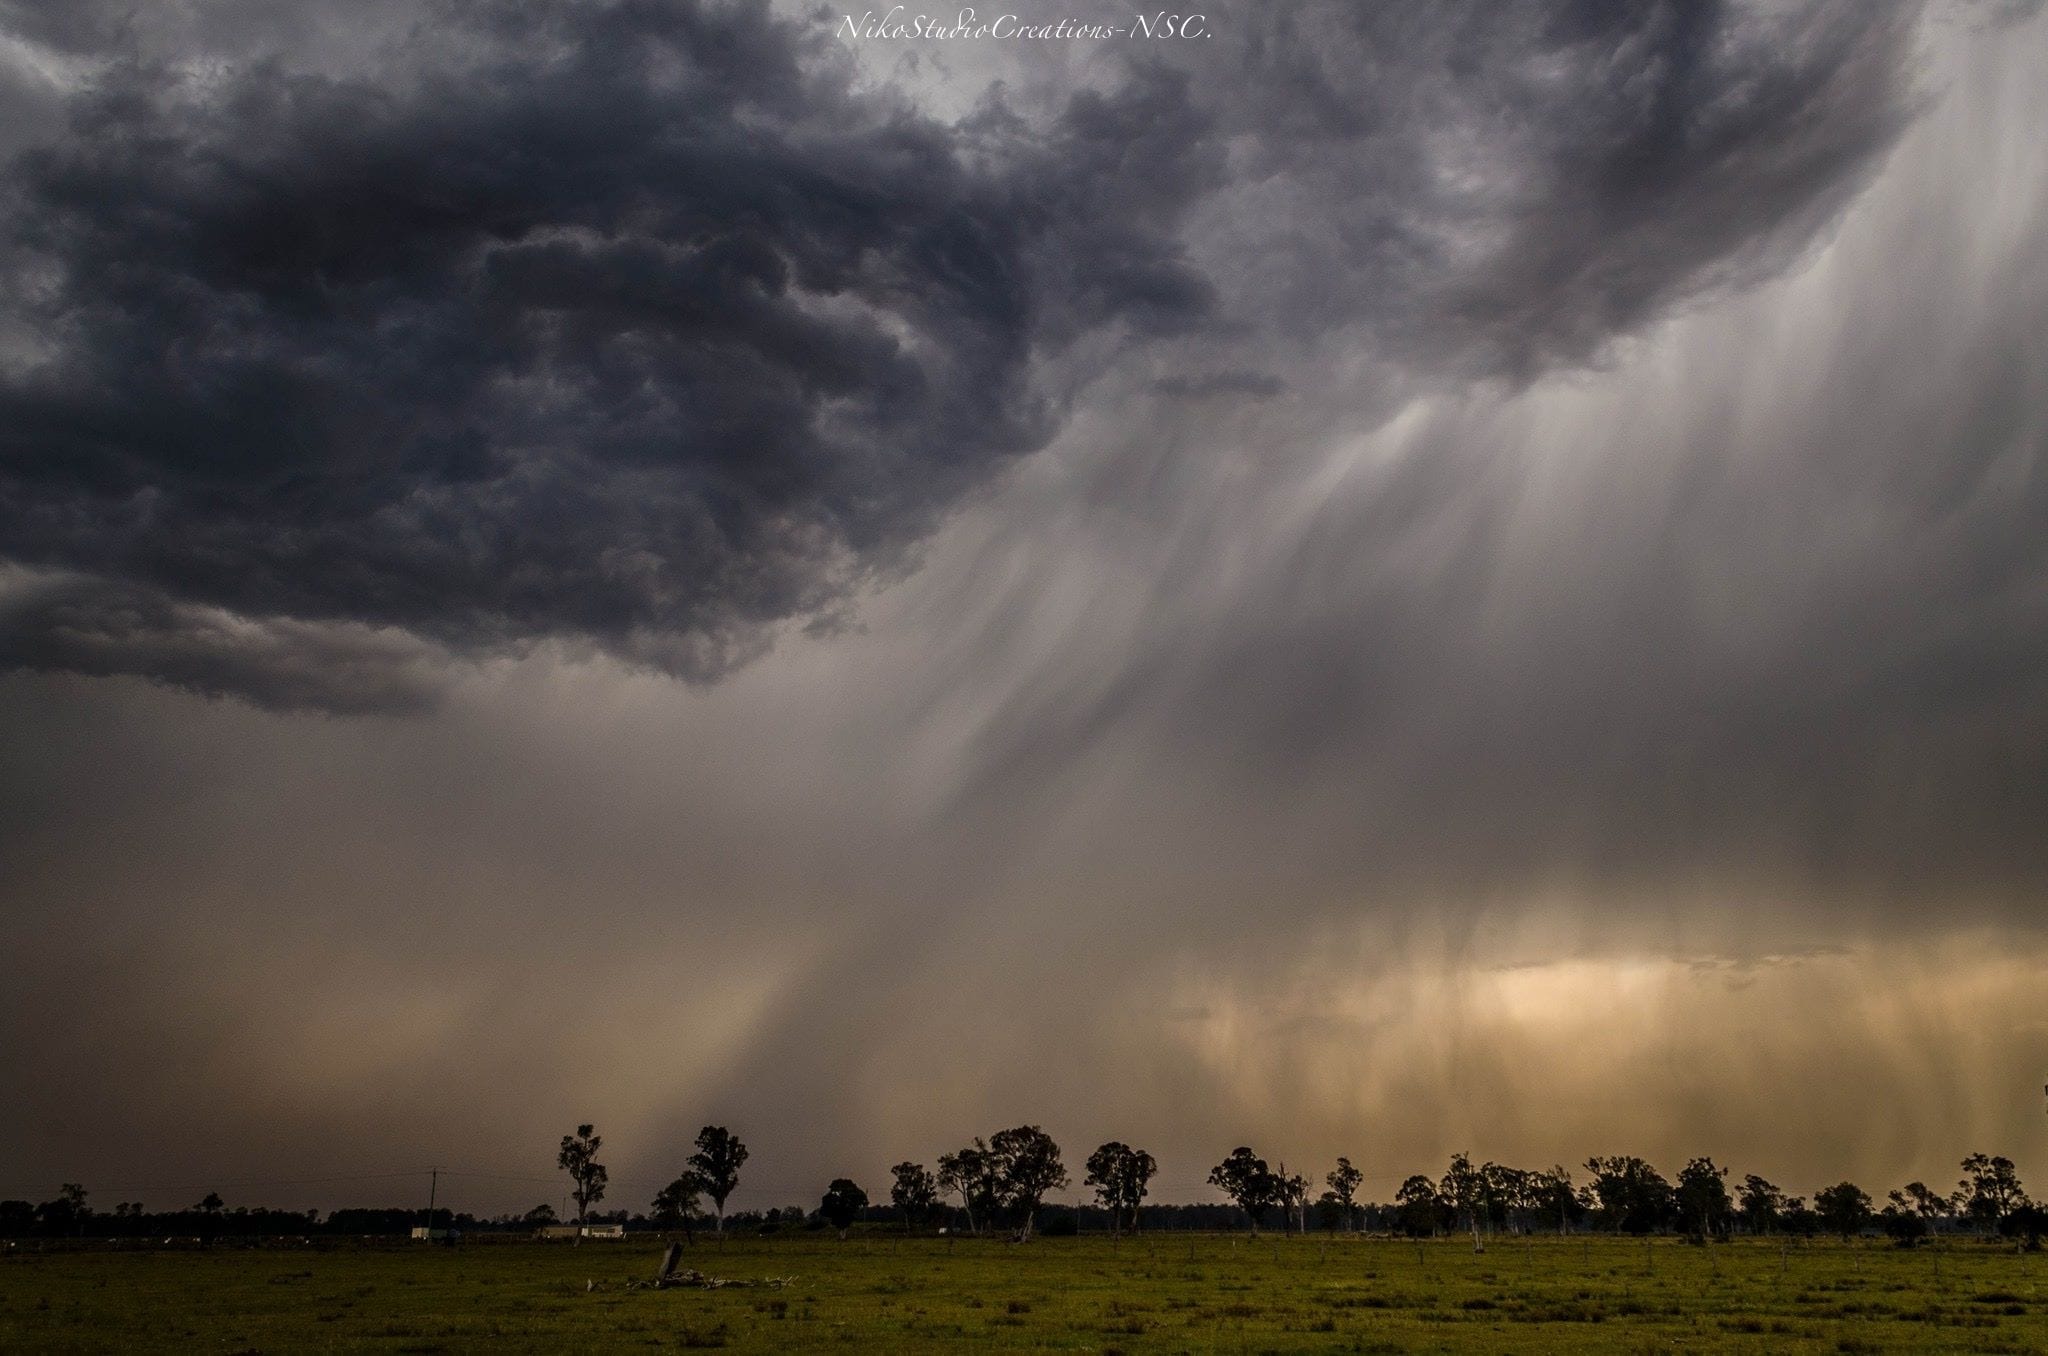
1676;1157;1732;1239
890;1162;938;1231
1898;1180;1949;1228
1394;1174;1445;1237
1815;1182;1873;1240
1955;1153;2027;1234
2003;1203;2048;1250
989;1125;1067;1240
1583;1157;1675;1235
1084;1142;1157;1237
1275;1165;1309;1234
937;1141;999;1235
820;1179;868;1239
1480;1163;1530;1234
1440;1153;1487;1241
35;1184;89;1238
651;1173;703;1240
1209;1148;1279;1235
64;1184;88;1235
688;1126;748;1236
1528;1166;1583;1234
1326;1158;1364;1232
1737;1174;1784;1234
557;1124;607;1244
1883;1189;1930;1245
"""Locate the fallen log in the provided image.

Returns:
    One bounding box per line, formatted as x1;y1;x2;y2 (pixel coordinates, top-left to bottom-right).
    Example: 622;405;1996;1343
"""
626;1267;798;1291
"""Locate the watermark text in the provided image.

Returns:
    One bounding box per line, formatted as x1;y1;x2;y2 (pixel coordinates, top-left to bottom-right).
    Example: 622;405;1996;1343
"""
835;9;1211;41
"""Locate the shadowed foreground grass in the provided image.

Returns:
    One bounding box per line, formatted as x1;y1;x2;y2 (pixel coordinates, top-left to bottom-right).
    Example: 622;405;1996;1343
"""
5;1232;2048;1353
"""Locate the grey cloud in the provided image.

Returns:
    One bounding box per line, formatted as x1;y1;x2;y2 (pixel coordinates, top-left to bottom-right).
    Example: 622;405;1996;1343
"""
932;7;2048;933
1173;2;1922;380
1152;370;1284;400
0;0;1216;706
0;567;449;714
1429;2;1921;379
0;0;1935;711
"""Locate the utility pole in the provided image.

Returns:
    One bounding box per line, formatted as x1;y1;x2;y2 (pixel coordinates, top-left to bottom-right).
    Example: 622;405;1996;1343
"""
424;1167;439;1233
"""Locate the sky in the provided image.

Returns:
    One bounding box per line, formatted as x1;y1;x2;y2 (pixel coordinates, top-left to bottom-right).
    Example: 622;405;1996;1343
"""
2;0;2047;1219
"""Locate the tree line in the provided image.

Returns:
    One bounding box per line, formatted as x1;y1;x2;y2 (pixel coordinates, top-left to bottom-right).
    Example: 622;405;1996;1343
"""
9;1133;2041;1246
1208;1149;2044;1247
549;1123;2048;1248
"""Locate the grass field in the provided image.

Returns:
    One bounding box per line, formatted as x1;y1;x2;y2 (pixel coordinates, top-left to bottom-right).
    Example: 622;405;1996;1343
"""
5;1233;2048;1353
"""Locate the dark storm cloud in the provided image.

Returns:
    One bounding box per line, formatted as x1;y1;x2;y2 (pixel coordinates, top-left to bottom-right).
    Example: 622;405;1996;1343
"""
0;0;1217;704
941;34;2048;934
847;1;2048;926
1428;2;1920;379
0;0;1930;711
0;0;125;53
1151;370;1284;400
1176;1;1922;379
0;567;446;713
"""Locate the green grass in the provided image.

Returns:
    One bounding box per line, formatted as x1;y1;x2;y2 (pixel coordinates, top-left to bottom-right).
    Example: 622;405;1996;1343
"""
4;1233;2047;1352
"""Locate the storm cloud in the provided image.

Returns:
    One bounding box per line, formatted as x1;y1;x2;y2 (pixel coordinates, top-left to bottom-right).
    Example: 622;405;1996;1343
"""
0;0;1219;700
1;0;1923;707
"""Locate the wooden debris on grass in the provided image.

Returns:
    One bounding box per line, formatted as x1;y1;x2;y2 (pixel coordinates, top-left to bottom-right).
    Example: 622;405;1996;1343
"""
627;1266;796;1291
612;1240;798;1291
